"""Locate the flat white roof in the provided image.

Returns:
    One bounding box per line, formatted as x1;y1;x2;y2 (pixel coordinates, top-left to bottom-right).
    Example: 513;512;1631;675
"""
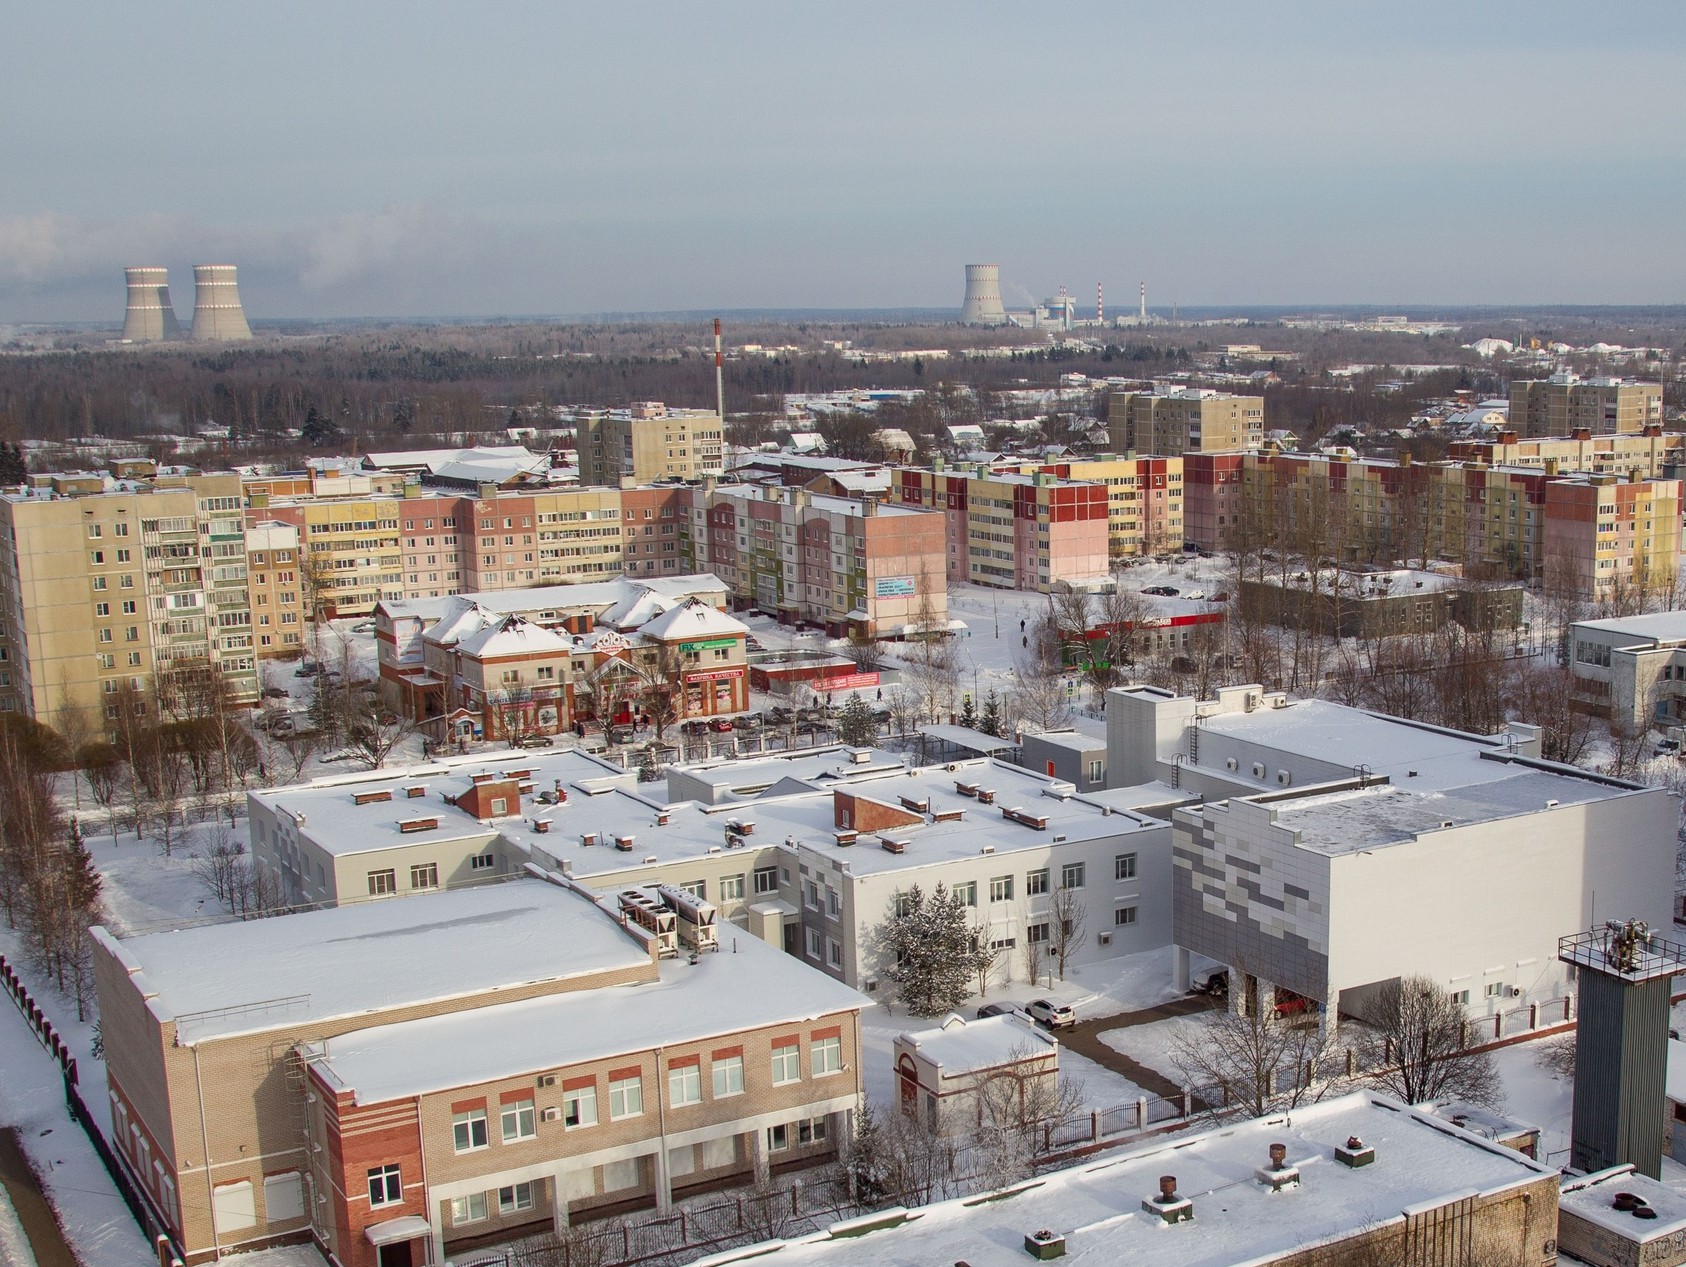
1574;610;1686;646
667;747;904;796
102;879;649;1043
314;915;867;1103
720;1094;1551;1267
1560;1165;1686;1243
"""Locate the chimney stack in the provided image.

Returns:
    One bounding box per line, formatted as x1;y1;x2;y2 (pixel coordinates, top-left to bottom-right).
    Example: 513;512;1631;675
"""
1142;1174;1193;1223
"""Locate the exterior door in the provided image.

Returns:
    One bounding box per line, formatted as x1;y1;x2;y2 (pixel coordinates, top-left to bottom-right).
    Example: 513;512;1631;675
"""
378;1241;414;1267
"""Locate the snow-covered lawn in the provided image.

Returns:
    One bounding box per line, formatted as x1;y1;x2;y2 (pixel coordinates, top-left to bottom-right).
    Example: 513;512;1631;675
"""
1096;1012;1217;1083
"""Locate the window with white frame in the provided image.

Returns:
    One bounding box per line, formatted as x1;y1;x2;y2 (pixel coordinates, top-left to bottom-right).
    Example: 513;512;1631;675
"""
712;1052;744;1098
1027;922;1050;945
989;875;1013;903
669;1061;703;1107
754;866;778;894
771;1040;801;1085
498;1183;535;1214
368;869;397;896
811;1034;842;1077
609;1073;643;1120
450;1193;488;1224
1113;905;1138;927
368;1165;402;1207
1027;868;1050;896
452;1107;489;1152
563;1081;597;1128
720;874;745;901
805;927;823;959
1060;862;1086;889
500;1097;536;1142
952;880;977;907
1114;853;1137;881
410;862;438;890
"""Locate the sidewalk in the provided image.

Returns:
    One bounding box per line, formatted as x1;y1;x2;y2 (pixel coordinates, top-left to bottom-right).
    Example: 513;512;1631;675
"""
1060;995;1218;1100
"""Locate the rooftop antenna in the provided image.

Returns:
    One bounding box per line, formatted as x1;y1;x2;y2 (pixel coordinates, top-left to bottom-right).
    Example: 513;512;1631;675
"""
714;317;725;424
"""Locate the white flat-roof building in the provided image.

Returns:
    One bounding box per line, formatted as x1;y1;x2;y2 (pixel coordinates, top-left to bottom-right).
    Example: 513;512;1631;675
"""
892;1012;1057;1134
1568;609;1686;727
1107;684;1674;1026
697;1092;1560;1267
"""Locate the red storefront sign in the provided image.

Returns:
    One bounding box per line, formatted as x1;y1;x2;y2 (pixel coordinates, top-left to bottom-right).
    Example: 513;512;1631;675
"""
820;671;880;690
685;667;746;683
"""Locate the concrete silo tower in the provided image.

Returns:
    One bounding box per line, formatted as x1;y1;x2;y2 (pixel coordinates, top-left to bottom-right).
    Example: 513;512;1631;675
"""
190;265;253;341
121;268;183;341
959;264;1007;325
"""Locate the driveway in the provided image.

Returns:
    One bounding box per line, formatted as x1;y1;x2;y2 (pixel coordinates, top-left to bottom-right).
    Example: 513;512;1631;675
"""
1060;994;1219;1101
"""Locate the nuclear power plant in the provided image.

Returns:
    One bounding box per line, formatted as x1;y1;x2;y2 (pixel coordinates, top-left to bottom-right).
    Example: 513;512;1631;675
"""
189;265;253;341
120;267;183;342
958;264;1008;325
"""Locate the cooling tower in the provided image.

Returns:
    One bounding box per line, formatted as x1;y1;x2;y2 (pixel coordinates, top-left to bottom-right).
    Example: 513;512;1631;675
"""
959;264;1007;325
190;265;253;341
121;267;183;341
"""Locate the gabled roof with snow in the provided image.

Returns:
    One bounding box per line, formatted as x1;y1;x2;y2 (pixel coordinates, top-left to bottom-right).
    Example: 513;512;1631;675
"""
639;597;748;642
597;584;681;630
97;879;649;1044
455;613;573;660
422;598;497;648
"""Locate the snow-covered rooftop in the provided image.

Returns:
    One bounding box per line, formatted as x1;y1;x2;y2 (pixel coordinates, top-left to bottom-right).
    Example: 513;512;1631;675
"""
1019;729;1105;754
381;574;727;628
97;879;650;1043
728;1093;1552;1267
666;747;905;802
638;597;748;642
896;1012;1054;1076
312;913;867;1104
1560;1165;1686;1245
455;613;573;659
1573;610;1686;647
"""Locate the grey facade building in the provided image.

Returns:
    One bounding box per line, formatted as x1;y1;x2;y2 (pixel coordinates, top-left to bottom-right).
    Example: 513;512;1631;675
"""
1018;729;1107;793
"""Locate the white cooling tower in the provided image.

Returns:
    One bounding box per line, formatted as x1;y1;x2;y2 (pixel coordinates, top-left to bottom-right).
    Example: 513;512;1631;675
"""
190;265;253;341
959;264;1008;325
121;267;183;341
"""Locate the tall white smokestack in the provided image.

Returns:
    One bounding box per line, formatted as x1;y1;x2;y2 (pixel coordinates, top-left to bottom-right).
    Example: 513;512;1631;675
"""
190;264;253;341
1140;282;1147;321
714;317;725;425
959;264;1007;325
1097;282;1103;325
121;268;182;342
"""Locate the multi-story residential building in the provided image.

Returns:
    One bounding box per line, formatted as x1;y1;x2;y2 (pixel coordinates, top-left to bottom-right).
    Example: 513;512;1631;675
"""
243;520;305;658
893;467;1108;592
246;746;1182;994
92;875;866;1267
1180;452;1247;553
1566;610;1686;726
0;469;258;724
734;1091;1560;1267
1509;371;1663;437
577;402;724;486
1107;387;1264;455
1034;455;1185;558
1542;472;1682;603
685;483;948;636
259;496;404;619
1447;426;1685;479
1106;684;1674;1027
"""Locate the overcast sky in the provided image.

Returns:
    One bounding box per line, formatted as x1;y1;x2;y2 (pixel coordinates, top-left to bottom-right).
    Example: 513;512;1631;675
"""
5;2;1685;322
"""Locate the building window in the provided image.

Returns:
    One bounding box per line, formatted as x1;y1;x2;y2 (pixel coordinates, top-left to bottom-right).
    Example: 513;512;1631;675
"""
449;1193;487;1224
953;880;977;907
410;863;438;890
1027;922;1050;945
827;938;843;969
720;874;745;901
669;1061;702;1107
680;879;706;900
1088;758;1103;783
811;1034;842;1077
767;1123;790;1152
501;1097;536;1142
452;1108;489;1152
1449;989;1470;1006
1484;981;1504;999
771;1040;801;1086
1027;869;1050;896
367;1165;402;1207
470;852;495;870
712;1053;744;1098
368;869;397;896
609;1073;643;1120
490;797;508;816
1060;862;1086;889
498;1183;534;1214
753;866;778;894
1114;853;1137;881
1113;906;1138;927
805;927;823;960
989;875;1013;903
563;1082;597;1128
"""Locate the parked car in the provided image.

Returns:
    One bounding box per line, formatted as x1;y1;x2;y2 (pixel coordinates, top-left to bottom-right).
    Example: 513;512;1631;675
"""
514;734;555;749
1210;591;1231;603
1024;999;1076;1031
976;1002;1028;1021
350;620;376;633
1656;737;1680;753
1273;988;1317;1017
708;717;735;733
744;635;765;651
1190;965;1229;997
261;686;289;699
609;725;636;744
1141;585;1179;597
737;714;764;730
1183;589;1207;601
795;719;826;735
293;662;322;678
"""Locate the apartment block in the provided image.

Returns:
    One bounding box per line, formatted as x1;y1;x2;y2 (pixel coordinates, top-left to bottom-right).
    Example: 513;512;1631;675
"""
1509;372;1663;437
1035;455;1184;558
259;496;404;618
243;520;306;658
684;483;948;636
0;470;257;724
893;466;1108;592
91;876;865;1267
1107;387;1264;455
1448;426;1684;479
1542;472;1683;603
577;402;724;486
1180;452;1247;553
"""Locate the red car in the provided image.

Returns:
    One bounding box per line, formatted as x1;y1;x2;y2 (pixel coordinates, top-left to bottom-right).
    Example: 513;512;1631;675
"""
708;718;735;733
1273;989;1316;1017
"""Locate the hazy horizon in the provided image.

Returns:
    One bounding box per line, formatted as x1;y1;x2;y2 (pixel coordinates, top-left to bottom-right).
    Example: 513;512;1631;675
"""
6;2;1684;323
